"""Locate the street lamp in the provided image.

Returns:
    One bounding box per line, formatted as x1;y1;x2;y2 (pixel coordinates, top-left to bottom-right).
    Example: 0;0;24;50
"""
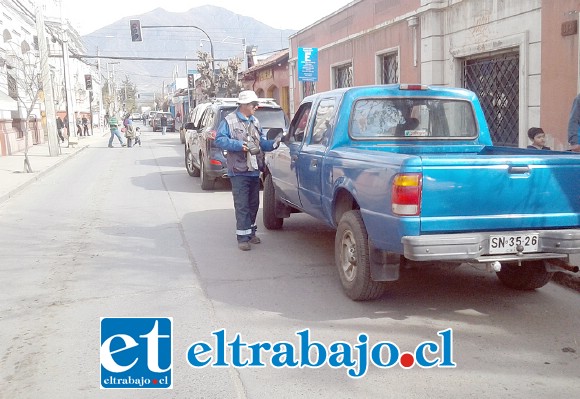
141;25;216;81
222;36;247;70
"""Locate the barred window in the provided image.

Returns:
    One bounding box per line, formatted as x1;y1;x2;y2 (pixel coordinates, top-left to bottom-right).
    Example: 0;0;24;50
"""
302;81;316;98
333;63;352;89
380;52;398;84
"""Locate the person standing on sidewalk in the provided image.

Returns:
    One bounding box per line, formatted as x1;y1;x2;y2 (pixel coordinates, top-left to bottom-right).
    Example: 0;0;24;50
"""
567;93;580;152
56;116;65;143
160;113;168;135
214;90;281;251
107;114;126;148
82;115;90;136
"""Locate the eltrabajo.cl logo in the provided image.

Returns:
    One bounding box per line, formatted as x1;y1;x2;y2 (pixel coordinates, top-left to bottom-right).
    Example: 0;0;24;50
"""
100;317;172;389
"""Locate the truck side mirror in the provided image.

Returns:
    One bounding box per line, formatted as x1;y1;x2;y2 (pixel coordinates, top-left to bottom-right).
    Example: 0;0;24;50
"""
266;127;283;140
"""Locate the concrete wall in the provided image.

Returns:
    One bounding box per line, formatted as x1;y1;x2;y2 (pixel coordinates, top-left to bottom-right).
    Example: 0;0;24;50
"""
422;0;542;148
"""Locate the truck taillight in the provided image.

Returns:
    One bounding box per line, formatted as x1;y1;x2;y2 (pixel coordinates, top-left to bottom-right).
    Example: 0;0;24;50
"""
399;84;428;91
391;173;422;216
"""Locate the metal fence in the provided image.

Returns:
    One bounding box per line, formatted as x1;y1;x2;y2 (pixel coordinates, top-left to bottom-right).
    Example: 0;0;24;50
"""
463;52;520;147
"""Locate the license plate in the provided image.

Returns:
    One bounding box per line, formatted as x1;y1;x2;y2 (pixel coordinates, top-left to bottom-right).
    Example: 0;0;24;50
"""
489;234;539;254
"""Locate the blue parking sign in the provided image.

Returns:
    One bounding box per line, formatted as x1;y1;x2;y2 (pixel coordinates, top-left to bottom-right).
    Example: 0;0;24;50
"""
298;47;318;82
100;317;172;389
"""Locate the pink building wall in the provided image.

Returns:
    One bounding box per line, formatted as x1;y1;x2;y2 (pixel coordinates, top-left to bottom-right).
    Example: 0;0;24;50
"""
541;0;580;147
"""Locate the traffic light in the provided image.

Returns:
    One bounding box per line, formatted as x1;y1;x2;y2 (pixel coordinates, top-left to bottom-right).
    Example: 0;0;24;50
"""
187;73;195;89
84;74;92;90
130;19;142;42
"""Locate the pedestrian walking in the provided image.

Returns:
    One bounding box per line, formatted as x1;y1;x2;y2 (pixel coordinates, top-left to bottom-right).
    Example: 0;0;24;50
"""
567;93;580;152
160;113;168;135
107;114;126;147
63;115;69;138
214;90;282;251
82;115;89;136
142;113;147;126
123;113;135;147
56;116;65;143
76;115;83;136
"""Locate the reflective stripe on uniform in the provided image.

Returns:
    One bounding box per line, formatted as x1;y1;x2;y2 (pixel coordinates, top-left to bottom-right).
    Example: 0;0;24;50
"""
236;229;253;235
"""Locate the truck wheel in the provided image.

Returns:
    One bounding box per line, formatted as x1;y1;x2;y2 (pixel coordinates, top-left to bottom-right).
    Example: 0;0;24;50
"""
200;160;215;190
496;260;554;290
185;148;200;177
335;210;387;301
263;174;283;230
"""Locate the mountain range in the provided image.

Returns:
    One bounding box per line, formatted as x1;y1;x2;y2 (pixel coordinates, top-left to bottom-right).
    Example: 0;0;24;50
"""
81;5;296;92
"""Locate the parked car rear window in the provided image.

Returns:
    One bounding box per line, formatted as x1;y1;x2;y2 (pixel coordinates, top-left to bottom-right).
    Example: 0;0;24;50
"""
350;98;477;139
217;107;287;130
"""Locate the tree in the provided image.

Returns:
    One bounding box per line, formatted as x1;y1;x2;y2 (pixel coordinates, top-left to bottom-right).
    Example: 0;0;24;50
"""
197;51;243;99
6;42;41;173
119;75;138;113
196;50;216;99
216;57;242;98
101;78;114;115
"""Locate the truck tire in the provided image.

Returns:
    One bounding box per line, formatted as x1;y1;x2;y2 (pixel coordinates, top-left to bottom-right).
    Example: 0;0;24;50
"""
496;260;554;290
200;160;215;190
263;174;283;230
335;210;387;301
185;148;200;177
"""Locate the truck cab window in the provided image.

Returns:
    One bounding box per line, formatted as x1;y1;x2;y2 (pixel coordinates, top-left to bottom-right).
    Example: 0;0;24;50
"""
289;103;312;142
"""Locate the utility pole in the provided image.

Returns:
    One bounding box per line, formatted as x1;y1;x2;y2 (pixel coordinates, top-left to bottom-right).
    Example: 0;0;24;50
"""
96;46;103;129
35;3;59;156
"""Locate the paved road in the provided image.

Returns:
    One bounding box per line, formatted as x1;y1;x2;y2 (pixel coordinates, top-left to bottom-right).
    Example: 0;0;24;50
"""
0;128;578;398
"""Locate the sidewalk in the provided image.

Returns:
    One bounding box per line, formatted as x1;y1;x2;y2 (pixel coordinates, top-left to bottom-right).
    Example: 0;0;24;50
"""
0;131;578;291
0;127;108;204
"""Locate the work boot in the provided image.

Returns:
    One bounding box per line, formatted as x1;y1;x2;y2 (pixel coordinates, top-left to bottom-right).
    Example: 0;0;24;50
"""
238;242;251;251
250;236;261;244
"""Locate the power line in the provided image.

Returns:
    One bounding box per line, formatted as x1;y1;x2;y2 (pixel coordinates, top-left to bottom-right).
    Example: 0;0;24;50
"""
57;54;230;62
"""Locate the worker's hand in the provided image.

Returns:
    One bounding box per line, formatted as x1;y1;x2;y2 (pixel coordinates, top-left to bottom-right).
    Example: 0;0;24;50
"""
242;143;249;152
273;134;283;149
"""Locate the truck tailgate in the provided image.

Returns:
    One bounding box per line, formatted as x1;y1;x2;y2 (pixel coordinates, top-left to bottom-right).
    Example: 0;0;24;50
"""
419;151;580;233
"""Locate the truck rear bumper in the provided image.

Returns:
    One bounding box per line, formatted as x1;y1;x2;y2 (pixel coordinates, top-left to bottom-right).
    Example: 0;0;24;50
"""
402;229;580;262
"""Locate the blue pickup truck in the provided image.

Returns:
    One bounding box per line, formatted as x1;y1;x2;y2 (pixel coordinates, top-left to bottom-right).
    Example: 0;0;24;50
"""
263;84;580;301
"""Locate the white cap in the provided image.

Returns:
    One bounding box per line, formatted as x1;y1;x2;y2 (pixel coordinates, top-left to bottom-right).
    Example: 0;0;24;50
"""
237;90;259;104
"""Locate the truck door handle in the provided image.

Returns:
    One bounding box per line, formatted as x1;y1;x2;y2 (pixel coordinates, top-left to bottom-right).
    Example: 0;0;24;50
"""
508;166;530;174
310;159;318;168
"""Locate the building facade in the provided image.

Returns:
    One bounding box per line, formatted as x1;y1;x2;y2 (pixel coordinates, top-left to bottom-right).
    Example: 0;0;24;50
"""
0;1;98;156
289;0;580;150
240;49;291;118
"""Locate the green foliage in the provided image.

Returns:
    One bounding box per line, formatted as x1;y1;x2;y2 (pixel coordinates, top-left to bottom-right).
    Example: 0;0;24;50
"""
197;51;242;99
216;57;242;98
197;50;216;98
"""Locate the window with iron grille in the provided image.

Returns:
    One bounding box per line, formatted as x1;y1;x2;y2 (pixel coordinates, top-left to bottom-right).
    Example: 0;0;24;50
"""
333;63;353;88
380;52;398;84
463;52;519;147
7;73;17;100
302;81;316;98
